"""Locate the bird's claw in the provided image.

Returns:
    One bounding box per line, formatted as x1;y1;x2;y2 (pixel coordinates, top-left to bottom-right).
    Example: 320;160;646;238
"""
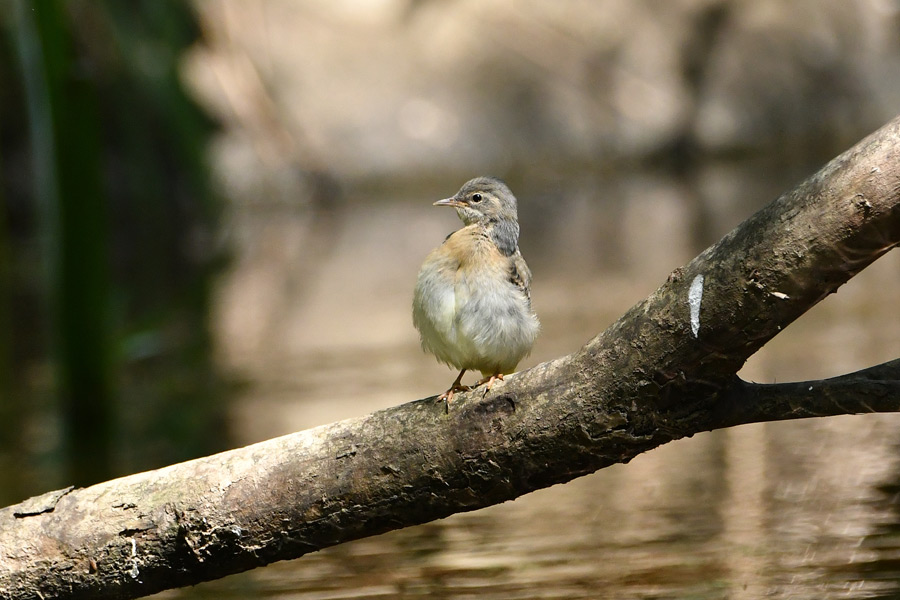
436;372;505;412
474;373;504;395
438;383;471;412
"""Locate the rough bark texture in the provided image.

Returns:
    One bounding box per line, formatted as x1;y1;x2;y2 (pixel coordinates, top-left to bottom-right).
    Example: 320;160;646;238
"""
1;116;899;600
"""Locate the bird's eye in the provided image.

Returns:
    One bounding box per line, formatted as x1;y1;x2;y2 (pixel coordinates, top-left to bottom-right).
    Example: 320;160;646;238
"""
471;193;483;202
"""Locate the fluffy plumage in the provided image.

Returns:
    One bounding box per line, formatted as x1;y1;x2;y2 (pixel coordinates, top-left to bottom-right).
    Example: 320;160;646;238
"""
413;176;540;403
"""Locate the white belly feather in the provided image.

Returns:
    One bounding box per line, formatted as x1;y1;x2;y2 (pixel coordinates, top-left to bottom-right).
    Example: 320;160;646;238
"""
413;242;539;376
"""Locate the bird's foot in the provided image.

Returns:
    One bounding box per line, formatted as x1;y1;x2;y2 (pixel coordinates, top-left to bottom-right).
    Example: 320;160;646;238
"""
437;369;469;412
438;383;471;403
438;383;470;412
474;373;504;395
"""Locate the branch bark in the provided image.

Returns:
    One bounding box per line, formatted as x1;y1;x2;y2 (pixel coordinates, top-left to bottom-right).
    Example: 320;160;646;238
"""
2;116;900;600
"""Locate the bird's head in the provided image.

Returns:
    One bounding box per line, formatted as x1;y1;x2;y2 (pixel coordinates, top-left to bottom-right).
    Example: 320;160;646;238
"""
434;176;518;227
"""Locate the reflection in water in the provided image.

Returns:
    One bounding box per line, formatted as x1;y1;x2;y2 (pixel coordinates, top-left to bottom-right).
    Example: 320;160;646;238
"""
184;163;899;599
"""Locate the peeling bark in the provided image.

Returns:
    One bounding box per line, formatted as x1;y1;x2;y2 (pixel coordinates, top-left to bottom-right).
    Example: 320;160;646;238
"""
1;116;899;600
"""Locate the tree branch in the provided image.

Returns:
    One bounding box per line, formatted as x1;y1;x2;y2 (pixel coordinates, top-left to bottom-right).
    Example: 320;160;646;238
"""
1;116;899;600
710;359;900;429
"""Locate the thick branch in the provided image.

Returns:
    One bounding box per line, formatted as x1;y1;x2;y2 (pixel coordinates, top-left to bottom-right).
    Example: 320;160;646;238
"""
1;116;899;600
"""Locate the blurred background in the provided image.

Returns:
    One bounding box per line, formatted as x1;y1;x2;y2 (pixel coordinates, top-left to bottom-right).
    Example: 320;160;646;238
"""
2;1;900;598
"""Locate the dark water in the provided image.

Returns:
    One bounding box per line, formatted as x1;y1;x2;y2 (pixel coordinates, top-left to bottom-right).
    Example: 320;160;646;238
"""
148;161;900;599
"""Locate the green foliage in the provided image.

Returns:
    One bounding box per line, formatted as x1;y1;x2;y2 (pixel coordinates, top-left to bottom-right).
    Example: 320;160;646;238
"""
1;0;228;494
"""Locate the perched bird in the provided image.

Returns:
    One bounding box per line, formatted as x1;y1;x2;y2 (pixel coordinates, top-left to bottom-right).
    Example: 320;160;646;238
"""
413;176;540;404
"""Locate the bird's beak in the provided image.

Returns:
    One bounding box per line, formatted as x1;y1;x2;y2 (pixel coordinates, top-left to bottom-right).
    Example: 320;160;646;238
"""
433;197;465;208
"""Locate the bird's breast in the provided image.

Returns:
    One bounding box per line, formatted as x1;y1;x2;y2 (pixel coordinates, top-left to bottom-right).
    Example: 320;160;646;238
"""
413;225;538;373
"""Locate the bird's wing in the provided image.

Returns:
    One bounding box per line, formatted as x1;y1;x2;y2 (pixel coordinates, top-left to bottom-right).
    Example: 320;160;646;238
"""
508;249;533;306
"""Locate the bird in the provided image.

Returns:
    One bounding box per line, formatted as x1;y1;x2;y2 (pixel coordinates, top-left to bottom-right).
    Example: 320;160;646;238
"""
413;176;540;405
